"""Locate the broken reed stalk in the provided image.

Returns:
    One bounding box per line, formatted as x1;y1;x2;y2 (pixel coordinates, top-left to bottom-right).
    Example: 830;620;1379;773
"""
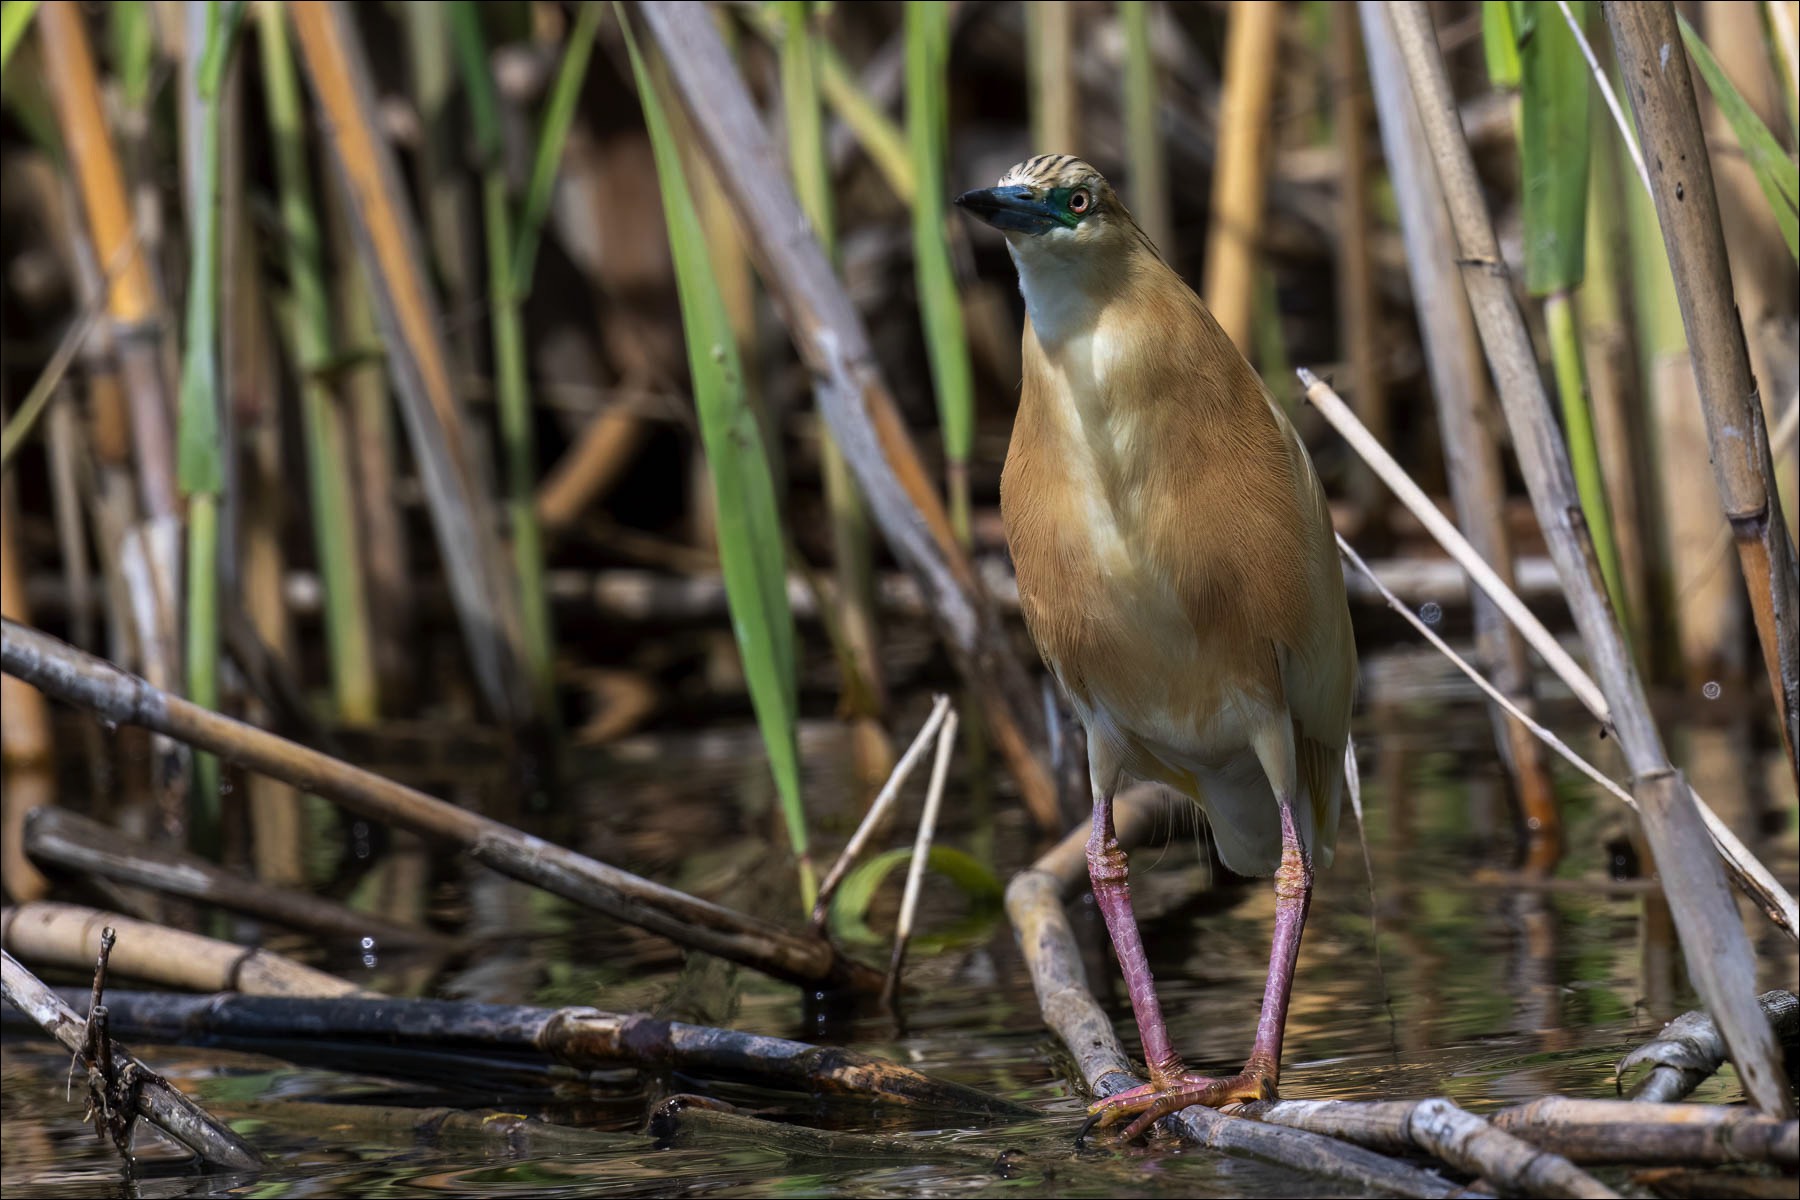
812;694;953;927
1;950;262;1170
1617;989;1800;1104
883;706;958;1005
47;989;1031;1119
1202;1;1281;352
1605;1;1800;779
1358;3;1562;868
1003;796;1463;1197
1387;0;1792;1117
635;0;1062;834
0;618;883;994
288;0;533;729
2;902;369;998
23;806;449;951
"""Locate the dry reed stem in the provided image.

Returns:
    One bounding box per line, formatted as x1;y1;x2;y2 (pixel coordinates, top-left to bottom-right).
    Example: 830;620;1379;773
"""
0;617;885;994
635;1;1061;833
37;1;174;523
1387;0;1792;1118
1247;1098;1617;1198
23;807;450;951
1606;1;1800;779
1358;4;1562;868
1;950;263;1169
2;902;369;998
1202;1;1282;352
1488;1096;1798;1167
289;0;531;728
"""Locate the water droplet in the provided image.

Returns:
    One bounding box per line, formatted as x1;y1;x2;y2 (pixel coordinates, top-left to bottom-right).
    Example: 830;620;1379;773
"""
1702;681;1722;700
1420;602;1443;626
360;936;375;950
362;953;378;969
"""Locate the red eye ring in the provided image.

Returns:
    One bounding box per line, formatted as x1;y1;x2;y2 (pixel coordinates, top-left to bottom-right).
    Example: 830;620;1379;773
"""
1069;190;1091;214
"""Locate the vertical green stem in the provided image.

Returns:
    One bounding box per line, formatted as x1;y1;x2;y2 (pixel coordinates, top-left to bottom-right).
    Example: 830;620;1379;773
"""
1546;289;1629;641
257;3;378;724
177;2;241;859
1119;1;1170;253
906;1;974;545
450;1;556;716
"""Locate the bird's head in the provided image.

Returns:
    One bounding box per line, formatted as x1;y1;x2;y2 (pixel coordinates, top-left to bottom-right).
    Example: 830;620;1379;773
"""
954;155;1142;260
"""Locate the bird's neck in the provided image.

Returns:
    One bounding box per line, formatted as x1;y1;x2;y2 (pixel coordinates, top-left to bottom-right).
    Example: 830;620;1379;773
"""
1008;240;1123;347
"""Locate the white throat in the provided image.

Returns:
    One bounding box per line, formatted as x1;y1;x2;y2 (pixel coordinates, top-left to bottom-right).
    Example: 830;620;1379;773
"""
1007;240;1090;347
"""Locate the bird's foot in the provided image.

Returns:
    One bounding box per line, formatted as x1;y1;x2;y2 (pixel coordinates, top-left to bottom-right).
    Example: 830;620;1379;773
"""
1079;1067;1276;1144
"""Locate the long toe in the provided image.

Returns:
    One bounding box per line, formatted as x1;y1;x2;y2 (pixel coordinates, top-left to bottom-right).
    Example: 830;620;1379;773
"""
1082;1069;1276;1144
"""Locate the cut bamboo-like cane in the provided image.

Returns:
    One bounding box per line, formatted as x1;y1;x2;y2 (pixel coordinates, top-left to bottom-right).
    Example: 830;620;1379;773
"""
2;903;369;998
1386;0;1792;1118
1304;371;1798;941
1;951;263;1169
0;617;883;994
813;695;952;928
883;707;958;1005
636;1;1060;834
1202;2;1282;352
1607;2;1800;779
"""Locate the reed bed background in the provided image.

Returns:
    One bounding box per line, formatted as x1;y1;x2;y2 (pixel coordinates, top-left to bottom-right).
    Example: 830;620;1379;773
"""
0;1;1797;1174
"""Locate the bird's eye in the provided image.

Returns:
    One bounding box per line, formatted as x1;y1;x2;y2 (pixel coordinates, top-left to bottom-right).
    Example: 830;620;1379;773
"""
1069;190;1091;214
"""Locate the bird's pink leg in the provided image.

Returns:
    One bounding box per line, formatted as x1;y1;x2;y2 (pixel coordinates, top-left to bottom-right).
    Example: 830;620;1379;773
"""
1085;797;1314;1141
1083;791;1190;1083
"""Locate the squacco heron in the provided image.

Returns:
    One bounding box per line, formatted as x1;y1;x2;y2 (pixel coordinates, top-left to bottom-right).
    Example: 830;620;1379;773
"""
957;155;1356;1140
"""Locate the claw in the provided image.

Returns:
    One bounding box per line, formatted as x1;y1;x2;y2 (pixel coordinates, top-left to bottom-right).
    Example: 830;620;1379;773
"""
1080;1068;1275;1143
